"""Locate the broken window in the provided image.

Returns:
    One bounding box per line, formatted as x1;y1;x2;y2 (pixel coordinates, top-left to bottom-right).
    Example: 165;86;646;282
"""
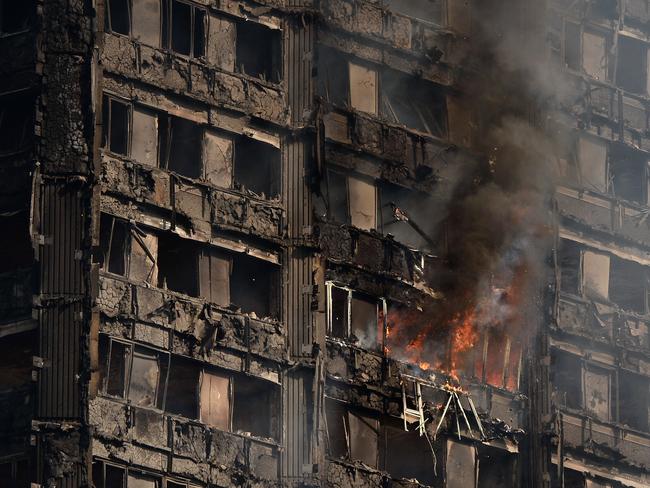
324;399;379;467
348;62;378;115
234;137;281;198
128;473;158;488
577;135;608;193
103;95;130;156
94;462;199;488
157;233;199;297
477;447;517;488
583;364;611;421
128;346;165;408
350;294;382;349
131;106;159;167
0;0;33;34
445;440;477;488
379;181;440;251
232;375;278;439
230;253;278;318
0;94;32;154
384;0;445;25
564;22;581;71
104;339;130;397
128;225;158;284
558;239;581;295
327;282;384;349
347;410;379;467
329;284;349;339
198;247;231;307
106;0;130;35
164;0;205;57
382;421;437;486
199;369;231;430
473;330;522;392
132;0;162;46
99;215;129;276
324;399;350;460
582;30;608;81
348;174;377;231
609;145;647;204
236;20;281;82
381;69;447;137
159;115;203;179
551;349;582;410
582;250;610;301
166;356;199;419
617;36;647;94
317;47;349;106
203;130;233;188
609;255;647;313
619;370;650;432
326;169;350;224
100;337;169;409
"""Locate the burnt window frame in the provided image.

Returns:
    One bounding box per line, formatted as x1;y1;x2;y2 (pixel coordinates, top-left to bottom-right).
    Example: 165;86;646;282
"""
380;68;449;137
382;0;447;26
615;34;648;95
607;143;649;206
471;330;523;392
560;240;650;314
92;460;200;488
326;281;386;350
163;0;207;59
99;214;131;277
551;348;650;433
105;0;132;37
324;167;379;230
100;335;171;411
158;113;205;180
102;94;132;157
235;19;282;83
233;135;282;199
563;21;611;81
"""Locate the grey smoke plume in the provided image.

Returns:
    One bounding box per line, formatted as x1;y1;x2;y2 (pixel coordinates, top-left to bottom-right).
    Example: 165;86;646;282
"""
387;0;563;376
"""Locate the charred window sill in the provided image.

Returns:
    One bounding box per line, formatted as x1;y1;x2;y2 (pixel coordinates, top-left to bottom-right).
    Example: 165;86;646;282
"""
327;459;431;488
318;223;440;298
322;103;452;152
97;274;286;362
100;34;289;126
320;107;478;186
91;395;281;448
91;401;280;483
558;202;650;251
556;409;650;467
320;1;461;73
101;155;284;239
556;293;650;352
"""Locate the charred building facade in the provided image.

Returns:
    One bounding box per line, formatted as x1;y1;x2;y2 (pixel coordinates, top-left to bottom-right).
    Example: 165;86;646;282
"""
1;0;650;487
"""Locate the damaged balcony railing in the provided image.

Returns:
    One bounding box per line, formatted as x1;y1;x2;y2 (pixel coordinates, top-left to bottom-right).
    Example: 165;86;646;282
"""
400;374;485;441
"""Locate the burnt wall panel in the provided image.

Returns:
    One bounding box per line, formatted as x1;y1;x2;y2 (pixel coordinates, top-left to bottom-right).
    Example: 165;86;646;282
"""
37;180;87;419
282;13;316;483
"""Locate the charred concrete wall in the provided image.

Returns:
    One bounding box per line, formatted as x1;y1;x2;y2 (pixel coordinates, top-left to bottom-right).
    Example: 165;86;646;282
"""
548;0;650;486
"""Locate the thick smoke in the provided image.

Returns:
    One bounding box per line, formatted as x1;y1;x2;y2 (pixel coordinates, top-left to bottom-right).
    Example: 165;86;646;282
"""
387;0;567;378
